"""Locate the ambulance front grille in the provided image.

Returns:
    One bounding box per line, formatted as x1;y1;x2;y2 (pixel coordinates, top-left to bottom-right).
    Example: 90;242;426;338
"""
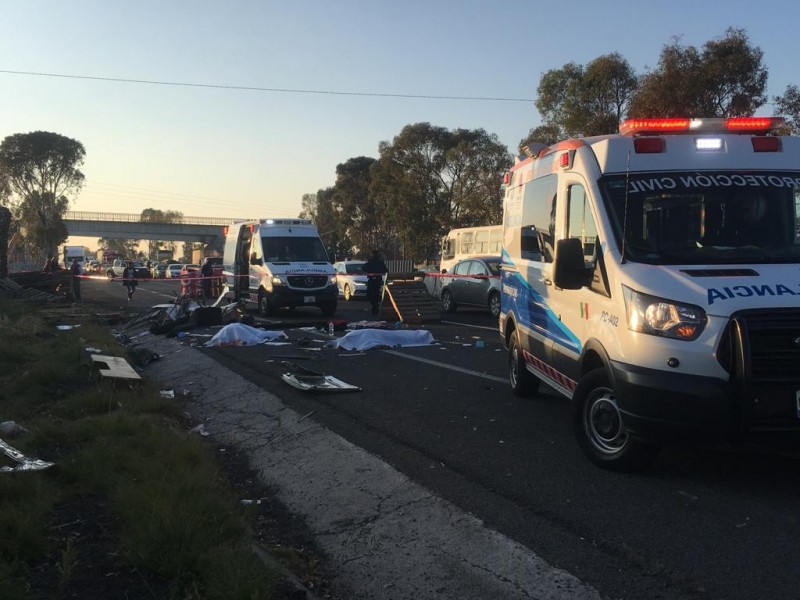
719;309;800;384
287;275;328;289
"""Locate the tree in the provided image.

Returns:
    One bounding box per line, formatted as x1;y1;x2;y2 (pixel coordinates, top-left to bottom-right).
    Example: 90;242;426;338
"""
628;28;767;118
0;131;85;257
370;123;510;263
17;191;69;256
330;157;380;257
532;54;637;140
774;84;800;135
518;123;565;153
140;208;183;259
97;237;138;257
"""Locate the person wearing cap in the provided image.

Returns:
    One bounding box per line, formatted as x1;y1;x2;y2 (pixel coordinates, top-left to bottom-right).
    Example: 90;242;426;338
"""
363;249;388;315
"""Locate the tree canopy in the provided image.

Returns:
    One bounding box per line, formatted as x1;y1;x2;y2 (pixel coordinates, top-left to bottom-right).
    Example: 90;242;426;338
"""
628;28;767;118
522;28;770;150
774;84;800;134
0;131;85;256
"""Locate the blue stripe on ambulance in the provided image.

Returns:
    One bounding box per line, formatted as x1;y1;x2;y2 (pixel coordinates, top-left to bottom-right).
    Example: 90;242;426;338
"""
502;256;581;355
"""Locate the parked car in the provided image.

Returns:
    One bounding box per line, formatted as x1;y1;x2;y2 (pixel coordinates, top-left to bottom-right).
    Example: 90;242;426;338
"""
151;263;168;279
333;260;368;300
440;256;502;318
165;263;183;278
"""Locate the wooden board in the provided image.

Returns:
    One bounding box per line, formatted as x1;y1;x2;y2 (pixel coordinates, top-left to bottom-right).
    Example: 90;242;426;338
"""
380;281;441;325
89;354;142;383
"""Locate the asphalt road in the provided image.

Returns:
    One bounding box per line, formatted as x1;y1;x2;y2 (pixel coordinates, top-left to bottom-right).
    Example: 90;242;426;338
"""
81;275;800;600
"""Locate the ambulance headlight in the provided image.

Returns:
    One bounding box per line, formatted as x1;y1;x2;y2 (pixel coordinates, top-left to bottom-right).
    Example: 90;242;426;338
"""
271;275;284;286
330;275;337;285
622;286;706;341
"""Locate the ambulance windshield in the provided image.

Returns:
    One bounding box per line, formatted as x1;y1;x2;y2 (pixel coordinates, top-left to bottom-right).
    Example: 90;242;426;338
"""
262;236;329;262
601;171;800;264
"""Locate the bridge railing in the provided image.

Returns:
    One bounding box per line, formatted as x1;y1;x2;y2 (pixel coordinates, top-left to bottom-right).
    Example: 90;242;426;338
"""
64;211;247;226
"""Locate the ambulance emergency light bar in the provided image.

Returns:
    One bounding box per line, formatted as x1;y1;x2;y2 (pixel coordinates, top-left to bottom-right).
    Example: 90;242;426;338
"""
620;117;785;154
620;117;785;136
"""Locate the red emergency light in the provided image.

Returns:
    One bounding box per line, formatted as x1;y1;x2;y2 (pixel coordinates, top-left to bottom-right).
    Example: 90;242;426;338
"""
621;116;785;136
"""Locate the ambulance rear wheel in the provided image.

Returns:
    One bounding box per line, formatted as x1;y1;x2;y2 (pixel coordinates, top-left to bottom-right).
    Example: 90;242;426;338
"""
572;368;659;472
508;331;539;397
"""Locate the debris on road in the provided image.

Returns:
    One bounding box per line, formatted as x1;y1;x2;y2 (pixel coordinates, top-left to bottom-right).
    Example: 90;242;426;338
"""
0;437;54;472
281;363;361;393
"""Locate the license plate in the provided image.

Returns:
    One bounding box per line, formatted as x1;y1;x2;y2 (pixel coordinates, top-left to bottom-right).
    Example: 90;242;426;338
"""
304;296;316;303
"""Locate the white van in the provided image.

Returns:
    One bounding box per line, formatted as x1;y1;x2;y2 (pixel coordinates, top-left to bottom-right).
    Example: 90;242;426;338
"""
222;218;337;316
500;117;800;471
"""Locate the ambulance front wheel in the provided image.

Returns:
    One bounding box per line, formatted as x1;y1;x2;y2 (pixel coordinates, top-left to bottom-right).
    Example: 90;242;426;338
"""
508;331;540;397
573;368;660;472
258;291;276;316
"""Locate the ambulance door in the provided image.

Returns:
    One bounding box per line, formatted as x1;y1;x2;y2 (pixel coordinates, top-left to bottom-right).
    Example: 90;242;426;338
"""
550;181;603;383
235;225;252;298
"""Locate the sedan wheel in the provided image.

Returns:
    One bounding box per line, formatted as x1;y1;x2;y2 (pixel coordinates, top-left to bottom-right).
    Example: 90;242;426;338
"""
442;290;457;313
344;284;352;301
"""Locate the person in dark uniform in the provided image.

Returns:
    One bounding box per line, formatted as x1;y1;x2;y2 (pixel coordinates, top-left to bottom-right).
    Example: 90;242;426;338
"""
200;257;214;299
70;257;82;302
363;249;388;315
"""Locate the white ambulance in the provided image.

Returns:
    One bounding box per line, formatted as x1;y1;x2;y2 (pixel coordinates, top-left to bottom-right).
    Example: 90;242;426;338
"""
500;117;800;471
222;218;338;316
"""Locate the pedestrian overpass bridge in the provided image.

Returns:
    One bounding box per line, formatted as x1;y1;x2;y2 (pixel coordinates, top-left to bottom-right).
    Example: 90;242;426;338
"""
64;211;250;252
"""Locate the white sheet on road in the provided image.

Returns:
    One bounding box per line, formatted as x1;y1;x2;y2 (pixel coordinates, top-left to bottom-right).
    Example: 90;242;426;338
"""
331;328;435;351
204;323;287;347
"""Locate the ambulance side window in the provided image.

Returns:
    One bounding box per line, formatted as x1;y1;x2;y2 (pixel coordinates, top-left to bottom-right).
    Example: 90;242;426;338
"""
567;184;597;267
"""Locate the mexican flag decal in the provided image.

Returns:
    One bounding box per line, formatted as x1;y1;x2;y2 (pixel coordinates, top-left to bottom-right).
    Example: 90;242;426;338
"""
580;302;589;319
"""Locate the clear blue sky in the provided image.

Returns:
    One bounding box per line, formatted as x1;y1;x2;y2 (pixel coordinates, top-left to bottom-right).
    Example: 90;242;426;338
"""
1;0;798;246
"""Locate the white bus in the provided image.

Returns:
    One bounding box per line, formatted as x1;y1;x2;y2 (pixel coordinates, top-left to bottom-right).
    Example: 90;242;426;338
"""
439;225;502;273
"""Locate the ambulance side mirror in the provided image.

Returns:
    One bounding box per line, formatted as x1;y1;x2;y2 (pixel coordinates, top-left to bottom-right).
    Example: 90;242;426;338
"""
250;252;262;266
553;238;590;290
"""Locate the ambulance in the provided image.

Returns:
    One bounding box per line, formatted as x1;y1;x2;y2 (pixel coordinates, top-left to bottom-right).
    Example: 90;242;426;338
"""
222;218;338;316
500;117;800;471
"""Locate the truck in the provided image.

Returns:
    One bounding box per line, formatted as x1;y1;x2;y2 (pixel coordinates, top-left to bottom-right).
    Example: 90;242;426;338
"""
222;218;338;316
500;116;800;472
62;245;89;270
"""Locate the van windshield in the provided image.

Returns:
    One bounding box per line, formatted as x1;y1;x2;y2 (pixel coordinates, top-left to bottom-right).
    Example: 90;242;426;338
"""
601;170;800;265
262;236;329;262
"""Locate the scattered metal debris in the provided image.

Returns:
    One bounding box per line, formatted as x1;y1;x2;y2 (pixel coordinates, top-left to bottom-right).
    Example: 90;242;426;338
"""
0;437;54;472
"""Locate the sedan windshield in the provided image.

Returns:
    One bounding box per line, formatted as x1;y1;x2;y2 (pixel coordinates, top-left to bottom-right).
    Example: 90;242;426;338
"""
601;171;800;265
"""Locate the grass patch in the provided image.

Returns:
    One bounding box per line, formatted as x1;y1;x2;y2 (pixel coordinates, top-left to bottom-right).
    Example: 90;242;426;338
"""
0;299;282;598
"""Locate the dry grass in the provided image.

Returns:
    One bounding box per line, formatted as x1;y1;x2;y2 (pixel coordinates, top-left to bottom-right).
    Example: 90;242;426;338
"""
0;299;278;599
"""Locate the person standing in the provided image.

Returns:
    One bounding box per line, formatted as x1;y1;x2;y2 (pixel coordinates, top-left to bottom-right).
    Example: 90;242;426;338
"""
363;249;388;315
122;261;138;301
200;257;213;299
70;257;82;302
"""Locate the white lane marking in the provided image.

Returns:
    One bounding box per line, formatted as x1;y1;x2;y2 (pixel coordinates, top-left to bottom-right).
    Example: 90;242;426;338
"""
381;349;507;384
